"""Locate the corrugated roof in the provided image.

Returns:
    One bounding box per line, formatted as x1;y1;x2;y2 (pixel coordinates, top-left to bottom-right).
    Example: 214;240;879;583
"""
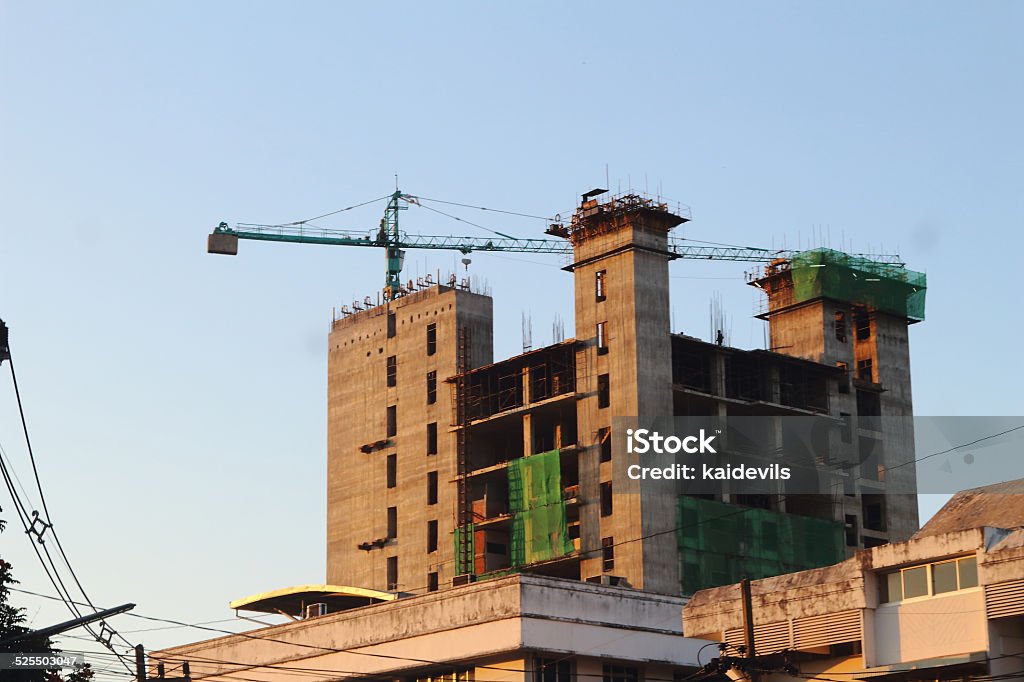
915;478;1024;539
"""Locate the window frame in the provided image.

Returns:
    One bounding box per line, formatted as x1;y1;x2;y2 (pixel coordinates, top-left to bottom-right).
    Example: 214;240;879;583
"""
427;519;439;553
597;321;608;355
427;370;437;404
427;470;438;505
597;373;610;409
427;422;438;455
426;323;437;356
595;270;607;302
600;481;613;517
879;555;980;604
387;506;398;539
386;453;397;489
387;405;397;438
387;355;397;387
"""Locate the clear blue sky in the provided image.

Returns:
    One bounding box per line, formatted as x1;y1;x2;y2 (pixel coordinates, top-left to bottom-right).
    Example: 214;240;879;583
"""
2;1;1022;672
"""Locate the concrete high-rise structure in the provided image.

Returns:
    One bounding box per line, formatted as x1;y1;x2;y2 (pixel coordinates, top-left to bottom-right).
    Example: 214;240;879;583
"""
323;192;927;599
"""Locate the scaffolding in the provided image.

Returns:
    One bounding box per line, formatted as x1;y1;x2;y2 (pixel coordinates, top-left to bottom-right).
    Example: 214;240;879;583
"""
453;342;576;423
454;326;474;582
677;496;844;595
789;248;927;321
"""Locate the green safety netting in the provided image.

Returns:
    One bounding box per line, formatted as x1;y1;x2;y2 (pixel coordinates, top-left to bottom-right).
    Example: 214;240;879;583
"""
789;248;927;321
508;449;574;566
453;523;474;576
453;449;574;577
677;496;844;595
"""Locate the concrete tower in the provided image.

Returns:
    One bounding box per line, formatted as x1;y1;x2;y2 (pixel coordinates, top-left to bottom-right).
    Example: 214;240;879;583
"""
565;191;687;594
751;252;925;543
326;285;493;592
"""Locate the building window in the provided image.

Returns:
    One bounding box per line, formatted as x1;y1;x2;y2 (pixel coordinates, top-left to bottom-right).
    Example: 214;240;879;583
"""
844;514;858;547
535;658;573;682
856;389;881;418
427;571;439;592
387;355;397;387
602;536;615;571
427;371;437;404
386;556;398;590
834;311;847;342
595;270;607;302
880;556;978;603
387;506;397;539
598;427;612;463
387;405;397;437
597;373;610;409
857;358;873;382
597;322;608;355
600;481;613;517
854;309;871;340
386;453;397;489
839;412;852;444
427;422;438;455
603;664;637;682
862;494;886;531
427;520;438;553
426;323;437;356
836;362;849;393
387;312;396;338
427;471;438;505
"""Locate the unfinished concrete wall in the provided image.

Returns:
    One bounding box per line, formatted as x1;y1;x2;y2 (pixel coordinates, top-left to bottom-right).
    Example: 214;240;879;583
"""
571;199;680;594
326;286;493;592
751;264;920;545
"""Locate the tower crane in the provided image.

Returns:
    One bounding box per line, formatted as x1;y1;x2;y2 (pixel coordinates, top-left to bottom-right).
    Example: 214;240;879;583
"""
207;188;904;299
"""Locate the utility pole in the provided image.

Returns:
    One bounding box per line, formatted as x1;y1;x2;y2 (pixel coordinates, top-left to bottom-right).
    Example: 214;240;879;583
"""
741;576;755;658
135;643;191;682
0;603;135;646
135;644;146;682
696;578;798;682
741;577;757;682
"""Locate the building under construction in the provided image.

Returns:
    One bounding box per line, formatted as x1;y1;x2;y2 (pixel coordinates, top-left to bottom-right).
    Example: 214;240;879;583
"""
151;188;929;682
324;191;927;599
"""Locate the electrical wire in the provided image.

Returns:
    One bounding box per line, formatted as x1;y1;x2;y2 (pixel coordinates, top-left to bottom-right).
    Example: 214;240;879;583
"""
385;419;1024;598
3;346;137;673
10;587;693;682
4;326;1019;675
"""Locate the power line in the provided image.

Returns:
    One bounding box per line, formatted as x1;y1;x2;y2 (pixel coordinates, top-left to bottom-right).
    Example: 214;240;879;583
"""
9;587;691;682
369;420;1024;597
1;337;137;674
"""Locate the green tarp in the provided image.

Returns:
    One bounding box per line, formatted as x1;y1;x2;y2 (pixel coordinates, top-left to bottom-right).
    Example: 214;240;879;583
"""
789;248;927;321
508;449;574;566
677;496;845;595
454;449;574;577
453;523;474;576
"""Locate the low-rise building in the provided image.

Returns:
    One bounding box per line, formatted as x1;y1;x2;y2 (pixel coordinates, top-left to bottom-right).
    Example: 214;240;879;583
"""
682;480;1024;681
151;574;708;682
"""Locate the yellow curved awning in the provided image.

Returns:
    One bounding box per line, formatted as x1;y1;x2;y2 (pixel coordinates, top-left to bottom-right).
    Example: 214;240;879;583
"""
230;584;397;617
